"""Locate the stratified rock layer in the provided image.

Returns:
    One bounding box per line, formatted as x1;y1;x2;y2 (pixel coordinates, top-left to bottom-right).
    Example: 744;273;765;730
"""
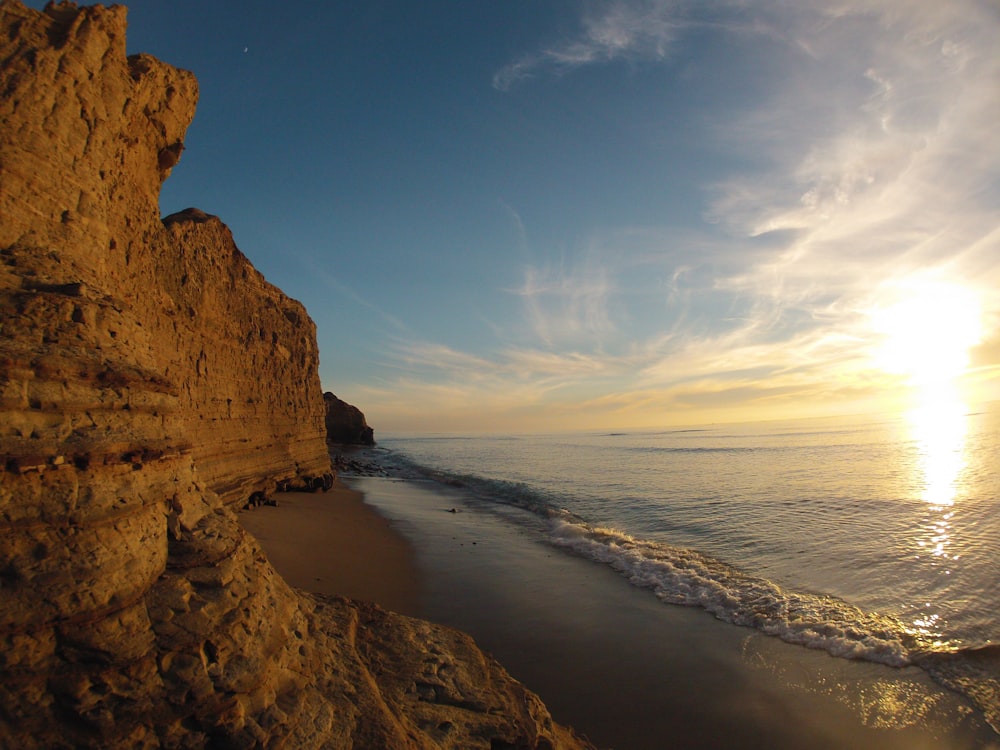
0;3;591;748
160;207;333;502
325;391;376;446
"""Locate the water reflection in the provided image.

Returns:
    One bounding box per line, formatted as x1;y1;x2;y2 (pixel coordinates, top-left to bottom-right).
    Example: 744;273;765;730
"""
907;386;968;508
905;386;969;642
739;634;987;739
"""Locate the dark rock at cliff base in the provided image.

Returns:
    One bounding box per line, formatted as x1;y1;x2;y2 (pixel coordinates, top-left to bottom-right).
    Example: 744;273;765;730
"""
325;391;376;445
0;2;590;748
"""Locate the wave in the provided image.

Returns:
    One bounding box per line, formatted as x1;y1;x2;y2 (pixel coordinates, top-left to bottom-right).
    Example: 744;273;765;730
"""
545;514;999;733
380;447;1000;734
386;450;926;664
620;441;879;456
383;451;577;520
603;429;711;436
548;520;920;666
917;644;1000;734
621;445;787;455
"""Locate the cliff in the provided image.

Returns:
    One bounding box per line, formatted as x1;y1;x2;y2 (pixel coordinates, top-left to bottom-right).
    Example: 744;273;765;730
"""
0;0;331;506
325;392;376;446
0;3;591;749
160;207;334;501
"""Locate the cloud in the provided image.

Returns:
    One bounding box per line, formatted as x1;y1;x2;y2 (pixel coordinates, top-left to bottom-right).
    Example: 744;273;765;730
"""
508;257;617;347
680;0;1000;418
353;339;631;432
302;260;409;333
387;340;495;377
386;338;618;386
370;0;1000;431
705;0;1000;296
493;0;685;90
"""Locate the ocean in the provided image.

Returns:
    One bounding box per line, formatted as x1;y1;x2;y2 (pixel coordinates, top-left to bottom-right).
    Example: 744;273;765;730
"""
368;404;1000;740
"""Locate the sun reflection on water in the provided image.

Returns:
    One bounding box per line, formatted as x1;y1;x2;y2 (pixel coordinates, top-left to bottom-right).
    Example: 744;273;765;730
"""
907;385;969;509
904;385;970;642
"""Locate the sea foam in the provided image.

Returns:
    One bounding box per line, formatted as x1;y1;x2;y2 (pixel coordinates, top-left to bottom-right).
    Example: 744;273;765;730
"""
548;518;919;667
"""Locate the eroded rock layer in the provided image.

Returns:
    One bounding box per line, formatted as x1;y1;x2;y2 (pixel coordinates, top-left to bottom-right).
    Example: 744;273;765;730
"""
0;3;590;748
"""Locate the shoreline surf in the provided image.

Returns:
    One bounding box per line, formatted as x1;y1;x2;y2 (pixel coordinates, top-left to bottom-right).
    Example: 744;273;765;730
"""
351;427;1000;745
347;470;997;749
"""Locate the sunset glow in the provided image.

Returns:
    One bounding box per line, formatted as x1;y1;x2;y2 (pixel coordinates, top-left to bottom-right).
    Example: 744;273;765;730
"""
871;282;983;387
84;0;1000;433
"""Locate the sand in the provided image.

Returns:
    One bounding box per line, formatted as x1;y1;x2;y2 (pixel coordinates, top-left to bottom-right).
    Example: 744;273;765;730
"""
239;476;998;749
237;484;420;617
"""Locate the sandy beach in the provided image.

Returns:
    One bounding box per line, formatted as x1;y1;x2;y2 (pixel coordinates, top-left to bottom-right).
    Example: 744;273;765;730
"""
238;484;420;617
240;475;998;750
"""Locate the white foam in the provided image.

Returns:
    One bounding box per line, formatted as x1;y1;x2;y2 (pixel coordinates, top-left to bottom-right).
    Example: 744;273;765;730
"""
549;519;914;667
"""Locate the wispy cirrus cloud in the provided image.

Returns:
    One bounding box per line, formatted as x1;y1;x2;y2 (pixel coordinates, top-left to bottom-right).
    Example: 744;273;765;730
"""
704;0;1000;302
508;258;617;347
386;338;619;385
361;295;883;432
493;0;685;91
303;260;409;333
365;0;1000;432
354;339;630;432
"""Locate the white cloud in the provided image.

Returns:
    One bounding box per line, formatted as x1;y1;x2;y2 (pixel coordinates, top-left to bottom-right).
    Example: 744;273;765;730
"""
701;0;1000;344
493;0;685;90
374;0;1000;431
508;257;617;347
386;338;618;386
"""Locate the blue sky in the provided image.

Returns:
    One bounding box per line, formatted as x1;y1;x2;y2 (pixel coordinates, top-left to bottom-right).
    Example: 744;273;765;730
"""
33;1;1000;432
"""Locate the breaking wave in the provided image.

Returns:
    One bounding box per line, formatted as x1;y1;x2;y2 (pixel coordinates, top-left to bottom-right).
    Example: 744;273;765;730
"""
382;446;1000;733
548;519;920;666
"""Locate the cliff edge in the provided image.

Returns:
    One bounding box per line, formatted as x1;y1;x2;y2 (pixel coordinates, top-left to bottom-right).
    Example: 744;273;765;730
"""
0;2;591;748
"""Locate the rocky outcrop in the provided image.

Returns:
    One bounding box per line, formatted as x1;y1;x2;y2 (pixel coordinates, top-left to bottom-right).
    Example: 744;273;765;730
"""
0;2;590;748
325;391;376;445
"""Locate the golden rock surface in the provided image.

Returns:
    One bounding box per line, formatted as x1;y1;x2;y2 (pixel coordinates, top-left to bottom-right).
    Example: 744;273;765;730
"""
0;3;592;748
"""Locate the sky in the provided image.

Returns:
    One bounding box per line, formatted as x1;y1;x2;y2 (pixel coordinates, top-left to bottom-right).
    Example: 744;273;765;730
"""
30;0;1000;433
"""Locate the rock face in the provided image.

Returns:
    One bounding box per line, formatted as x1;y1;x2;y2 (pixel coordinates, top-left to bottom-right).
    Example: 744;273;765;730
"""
325;391;376;445
159;207;333;502
0;1;331;508
0;3;591;749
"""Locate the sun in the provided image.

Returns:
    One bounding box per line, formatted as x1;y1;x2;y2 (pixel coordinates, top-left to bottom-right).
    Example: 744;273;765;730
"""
870;280;983;387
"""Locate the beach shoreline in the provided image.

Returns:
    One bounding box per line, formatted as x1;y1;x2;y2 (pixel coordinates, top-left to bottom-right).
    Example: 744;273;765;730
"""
238;464;998;750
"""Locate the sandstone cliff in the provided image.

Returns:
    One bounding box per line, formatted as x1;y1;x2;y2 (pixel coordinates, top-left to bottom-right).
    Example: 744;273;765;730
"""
325;392;376;446
0;3;591;748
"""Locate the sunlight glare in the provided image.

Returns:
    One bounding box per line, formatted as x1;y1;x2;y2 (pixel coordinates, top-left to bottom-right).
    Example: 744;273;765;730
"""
871;281;982;387
872;280;979;507
907;385;968;507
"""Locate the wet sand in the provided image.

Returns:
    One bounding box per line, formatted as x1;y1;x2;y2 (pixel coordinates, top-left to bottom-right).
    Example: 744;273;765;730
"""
239;476;998;749
350;476;998;750
238;484;420;616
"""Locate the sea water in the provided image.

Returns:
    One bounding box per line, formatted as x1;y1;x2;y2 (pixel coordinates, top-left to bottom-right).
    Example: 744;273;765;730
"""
375;404;1000;732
